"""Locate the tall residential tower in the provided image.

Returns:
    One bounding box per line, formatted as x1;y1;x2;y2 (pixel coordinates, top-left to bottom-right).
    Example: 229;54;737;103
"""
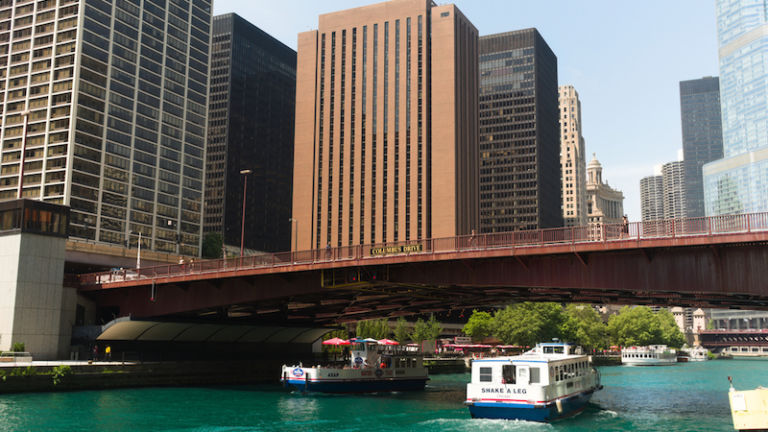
292;0;479;250
205;14;296;253
478;29;561;233
703;1;768;215
0;0;212;256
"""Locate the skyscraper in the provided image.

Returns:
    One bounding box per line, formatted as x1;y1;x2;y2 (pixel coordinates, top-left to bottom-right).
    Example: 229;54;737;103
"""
478;29;561;233
559;85;587;227
640;175;664;222
662;161;686;219
0;0;212;256
204;14;296;253
680;77;722;218
703;1;768;215
292;0;479;250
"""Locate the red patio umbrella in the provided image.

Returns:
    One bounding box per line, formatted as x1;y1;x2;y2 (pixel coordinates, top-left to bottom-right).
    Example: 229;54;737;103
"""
378;339;399;345
322;337;351;345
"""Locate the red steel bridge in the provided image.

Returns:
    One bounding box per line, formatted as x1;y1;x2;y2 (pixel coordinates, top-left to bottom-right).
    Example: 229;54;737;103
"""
78;213;768;325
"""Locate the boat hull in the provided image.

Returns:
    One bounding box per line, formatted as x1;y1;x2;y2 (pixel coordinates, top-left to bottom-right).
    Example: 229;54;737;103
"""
283;377;428;393
467;388;596;422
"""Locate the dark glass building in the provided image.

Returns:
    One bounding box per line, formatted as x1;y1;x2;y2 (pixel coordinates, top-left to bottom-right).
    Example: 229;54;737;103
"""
680;76;723;218
478;29;562;232
204;13;296;252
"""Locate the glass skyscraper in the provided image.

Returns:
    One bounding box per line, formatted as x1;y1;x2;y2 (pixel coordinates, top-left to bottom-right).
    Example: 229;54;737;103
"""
479;29;562;232
0;0;211;256
204;14;296;253
703;0;768;215
680;77;722;218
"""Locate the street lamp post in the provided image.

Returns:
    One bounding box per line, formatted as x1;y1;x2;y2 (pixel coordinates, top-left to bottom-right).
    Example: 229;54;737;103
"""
239;169;252;264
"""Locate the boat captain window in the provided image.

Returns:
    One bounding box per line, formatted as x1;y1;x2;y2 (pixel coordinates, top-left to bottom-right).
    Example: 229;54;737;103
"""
529;367;540;383
479;367;493;382
502;365;516;384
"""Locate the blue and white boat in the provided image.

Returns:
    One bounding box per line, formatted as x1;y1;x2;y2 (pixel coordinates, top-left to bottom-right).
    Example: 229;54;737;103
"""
280;340;428;393
465;342;602;422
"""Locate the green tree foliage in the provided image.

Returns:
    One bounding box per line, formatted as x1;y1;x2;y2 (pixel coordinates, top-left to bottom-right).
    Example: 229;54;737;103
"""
656;309;686;348
462;310;494;342
492;302;565;347
51;365;72;386
355;319;391;340
11;342;24;352
607;306;686;348
321;329;349;355
561;304;608;350
201;232;223;259
393;317;411;344
410;314;443;343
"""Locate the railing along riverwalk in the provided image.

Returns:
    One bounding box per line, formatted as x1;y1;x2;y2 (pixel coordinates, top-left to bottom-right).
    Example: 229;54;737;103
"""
79;212;768;286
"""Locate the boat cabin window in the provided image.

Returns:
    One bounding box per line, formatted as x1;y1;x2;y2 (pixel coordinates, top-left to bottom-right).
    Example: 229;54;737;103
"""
479;367;493;382
542;346;565;354
529;366;540;383
502;365;516;384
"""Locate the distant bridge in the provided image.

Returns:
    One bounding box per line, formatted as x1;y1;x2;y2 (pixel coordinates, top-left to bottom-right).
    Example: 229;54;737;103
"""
78;213;768;325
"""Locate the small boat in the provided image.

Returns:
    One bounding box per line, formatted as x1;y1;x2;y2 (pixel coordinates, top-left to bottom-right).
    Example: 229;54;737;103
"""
621;345;677;366
678;345;709;362
729;376;768;431
280;339;428;393
465;341;602;422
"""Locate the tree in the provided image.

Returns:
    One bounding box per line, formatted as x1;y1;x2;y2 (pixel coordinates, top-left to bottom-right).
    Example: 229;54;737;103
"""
355;318;390;340
493;302;566;347
561;304;608;350
656;309;686;348
201;232;223;259
462;310;494;342
410;314;443;343
606;306;685;348
393;317;411;343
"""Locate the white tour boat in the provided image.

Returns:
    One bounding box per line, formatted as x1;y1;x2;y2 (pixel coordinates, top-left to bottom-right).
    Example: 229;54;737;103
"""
281;340;428;393
465;342;602;422
678;345;709;362
621;345;677;366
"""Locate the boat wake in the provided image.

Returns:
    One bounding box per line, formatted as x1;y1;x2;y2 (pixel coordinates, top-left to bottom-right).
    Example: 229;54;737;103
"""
419;417;553;431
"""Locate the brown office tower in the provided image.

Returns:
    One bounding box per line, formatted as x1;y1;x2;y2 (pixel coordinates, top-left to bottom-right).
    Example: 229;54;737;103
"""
292;0;479;250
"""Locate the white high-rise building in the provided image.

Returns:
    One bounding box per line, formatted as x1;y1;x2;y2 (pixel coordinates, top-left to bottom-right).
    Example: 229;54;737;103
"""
0;0;212;256
559;85;587;227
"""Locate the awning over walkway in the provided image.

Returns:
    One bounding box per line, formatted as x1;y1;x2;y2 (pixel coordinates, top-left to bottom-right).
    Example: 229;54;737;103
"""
97;318;335;344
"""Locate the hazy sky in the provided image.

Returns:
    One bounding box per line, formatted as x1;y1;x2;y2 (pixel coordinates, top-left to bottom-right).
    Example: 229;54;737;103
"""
212;0;720;220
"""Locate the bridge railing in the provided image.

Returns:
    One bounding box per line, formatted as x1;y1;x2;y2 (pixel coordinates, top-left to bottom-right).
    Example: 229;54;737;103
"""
79;211;768;286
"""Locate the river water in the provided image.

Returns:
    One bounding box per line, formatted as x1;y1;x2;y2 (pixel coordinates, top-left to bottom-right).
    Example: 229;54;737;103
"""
0;359;763;431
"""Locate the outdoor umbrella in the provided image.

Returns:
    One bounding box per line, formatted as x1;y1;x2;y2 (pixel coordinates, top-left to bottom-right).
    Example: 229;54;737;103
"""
377;339;399;345
322;337;351;345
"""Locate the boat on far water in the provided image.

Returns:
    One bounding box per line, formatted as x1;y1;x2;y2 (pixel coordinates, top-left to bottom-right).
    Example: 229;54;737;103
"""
465;342;602;422
678;345;709;362
621;345;677;366
280;340;428;393
729;376;768;431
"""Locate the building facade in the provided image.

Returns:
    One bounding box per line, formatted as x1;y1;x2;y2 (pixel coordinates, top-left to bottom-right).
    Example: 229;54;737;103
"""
478;29;561;233
205;14;296;253
640;175;664;221
0;0;212;256
703;0;768;215
586;154;623;225
680;77;722;218
558;85;587;227
661;160;686;219
292;0;479;250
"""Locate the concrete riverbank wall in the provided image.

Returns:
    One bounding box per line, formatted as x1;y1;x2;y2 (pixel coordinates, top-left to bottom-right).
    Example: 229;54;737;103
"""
0;360;285;394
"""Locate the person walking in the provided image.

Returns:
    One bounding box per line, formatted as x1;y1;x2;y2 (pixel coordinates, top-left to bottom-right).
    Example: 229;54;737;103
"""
105;345;112;361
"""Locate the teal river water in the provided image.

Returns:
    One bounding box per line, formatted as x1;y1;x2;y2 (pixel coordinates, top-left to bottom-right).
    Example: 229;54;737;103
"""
0;359;765;432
